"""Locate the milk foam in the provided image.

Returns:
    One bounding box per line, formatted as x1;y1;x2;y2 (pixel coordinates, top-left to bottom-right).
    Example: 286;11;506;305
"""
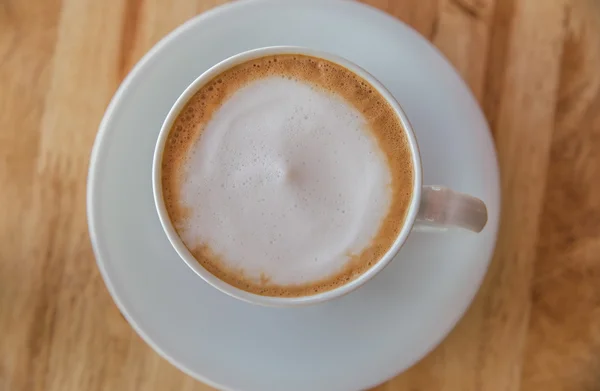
178;76;392;285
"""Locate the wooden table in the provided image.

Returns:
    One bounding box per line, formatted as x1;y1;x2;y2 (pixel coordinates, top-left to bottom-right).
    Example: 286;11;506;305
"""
1;0;599;390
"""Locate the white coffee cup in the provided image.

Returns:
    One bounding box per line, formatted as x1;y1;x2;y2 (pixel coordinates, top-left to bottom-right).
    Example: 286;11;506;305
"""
152;46;488;307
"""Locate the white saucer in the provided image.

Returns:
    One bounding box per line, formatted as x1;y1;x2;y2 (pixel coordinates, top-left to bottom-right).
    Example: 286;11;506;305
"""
87;1;500;390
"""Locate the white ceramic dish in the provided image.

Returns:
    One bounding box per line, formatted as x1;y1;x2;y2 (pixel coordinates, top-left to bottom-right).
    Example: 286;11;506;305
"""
87;1;500;390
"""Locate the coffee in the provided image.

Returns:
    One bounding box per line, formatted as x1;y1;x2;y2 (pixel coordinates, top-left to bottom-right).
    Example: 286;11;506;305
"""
161;54;414;297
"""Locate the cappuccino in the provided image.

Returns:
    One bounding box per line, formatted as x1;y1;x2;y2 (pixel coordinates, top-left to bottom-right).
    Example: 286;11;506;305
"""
161;54;414;297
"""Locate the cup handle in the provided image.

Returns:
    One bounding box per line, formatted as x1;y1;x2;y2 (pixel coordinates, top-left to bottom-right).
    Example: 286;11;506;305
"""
414;186;488;233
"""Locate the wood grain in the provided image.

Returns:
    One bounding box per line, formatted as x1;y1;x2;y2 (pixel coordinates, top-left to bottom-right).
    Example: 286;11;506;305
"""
1;0;599;390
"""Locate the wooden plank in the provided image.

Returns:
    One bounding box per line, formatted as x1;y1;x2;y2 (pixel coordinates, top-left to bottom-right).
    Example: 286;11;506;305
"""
0;1;67;390
521;1;600;390
460;1;568;390
432;0;497;100
12;1;130;390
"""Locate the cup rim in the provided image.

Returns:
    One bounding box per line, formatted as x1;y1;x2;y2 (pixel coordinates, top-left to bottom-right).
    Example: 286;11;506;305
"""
152;46;423;307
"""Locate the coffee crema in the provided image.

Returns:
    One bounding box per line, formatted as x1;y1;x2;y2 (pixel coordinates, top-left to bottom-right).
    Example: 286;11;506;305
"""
161;54;414;297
